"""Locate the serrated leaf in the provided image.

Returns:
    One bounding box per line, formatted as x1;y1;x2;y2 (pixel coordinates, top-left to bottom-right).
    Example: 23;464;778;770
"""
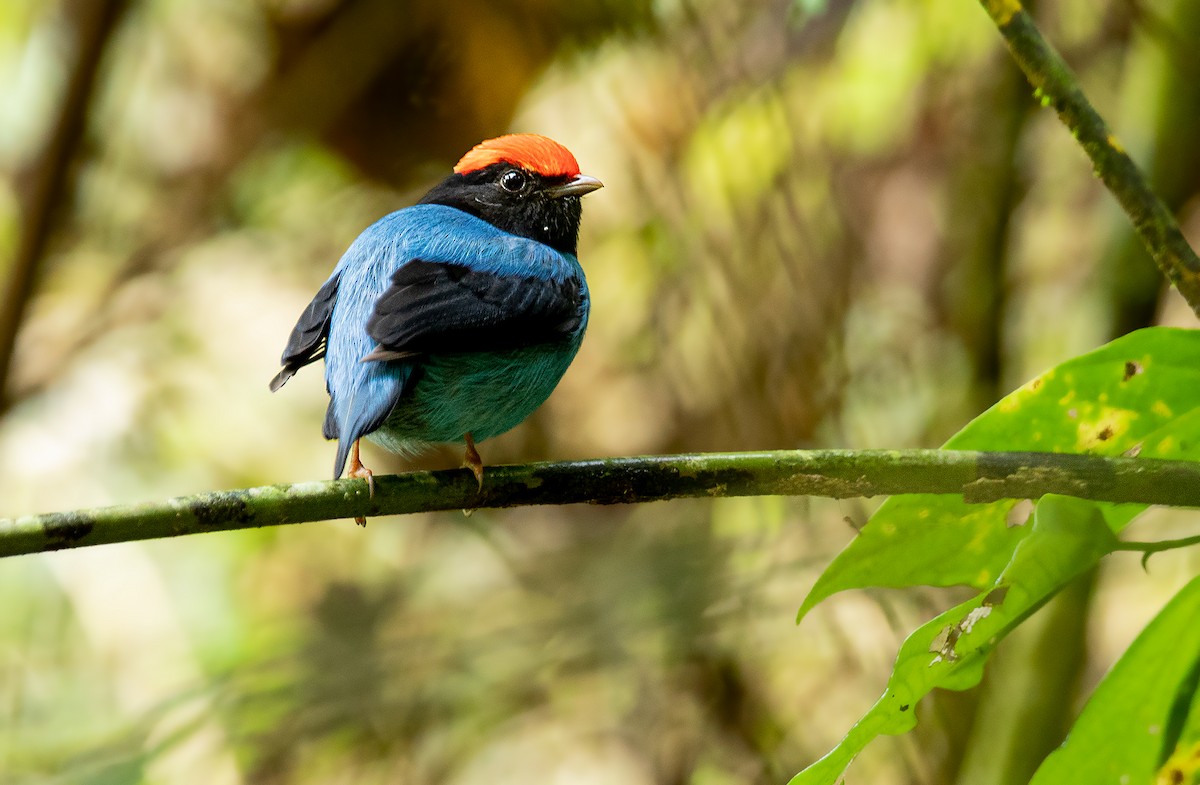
798;327;1200;623
790;495;1117;785
1030;575;1200;785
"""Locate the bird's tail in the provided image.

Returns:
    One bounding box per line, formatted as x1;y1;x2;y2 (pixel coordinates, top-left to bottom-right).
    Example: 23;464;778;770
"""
327;365;410;478
333;437;354;480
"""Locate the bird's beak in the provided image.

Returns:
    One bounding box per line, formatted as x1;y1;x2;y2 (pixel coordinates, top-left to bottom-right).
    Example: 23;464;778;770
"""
543;174;604;199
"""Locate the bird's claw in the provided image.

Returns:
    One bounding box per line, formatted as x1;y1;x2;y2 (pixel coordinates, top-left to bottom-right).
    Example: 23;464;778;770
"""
462;433;485;516
349;464;376;498
466;462;484;493
348;465;375;526
463;433;484;493
348;439;375;526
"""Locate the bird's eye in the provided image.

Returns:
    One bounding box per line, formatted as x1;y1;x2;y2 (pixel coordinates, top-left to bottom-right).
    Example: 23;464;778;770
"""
499;170;527;192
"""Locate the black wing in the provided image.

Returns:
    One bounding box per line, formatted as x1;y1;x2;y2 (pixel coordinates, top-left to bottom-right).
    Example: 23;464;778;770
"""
363;260;584;361
269;271;341;391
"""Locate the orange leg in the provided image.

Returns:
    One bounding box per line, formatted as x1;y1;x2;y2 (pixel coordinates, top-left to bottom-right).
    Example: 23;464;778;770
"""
463;432;484;491
347;438;375;526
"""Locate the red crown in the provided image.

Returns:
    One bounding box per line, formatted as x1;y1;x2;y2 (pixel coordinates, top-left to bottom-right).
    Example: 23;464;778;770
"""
454;134;581;178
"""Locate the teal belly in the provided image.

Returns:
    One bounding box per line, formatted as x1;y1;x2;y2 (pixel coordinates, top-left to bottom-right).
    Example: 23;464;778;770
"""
366;342;580;454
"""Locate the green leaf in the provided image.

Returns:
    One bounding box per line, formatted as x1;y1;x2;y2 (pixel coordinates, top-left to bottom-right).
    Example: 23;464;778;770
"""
798;327;1200;623
790;495;1117;785
1160;659;1200;785
1030;575;1200;785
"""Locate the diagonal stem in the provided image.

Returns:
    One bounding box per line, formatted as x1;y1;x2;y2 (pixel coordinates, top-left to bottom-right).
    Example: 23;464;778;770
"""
977;0;1200;314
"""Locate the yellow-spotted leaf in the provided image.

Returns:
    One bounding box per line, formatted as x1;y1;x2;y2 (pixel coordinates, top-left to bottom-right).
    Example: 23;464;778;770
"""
798;327;1200;623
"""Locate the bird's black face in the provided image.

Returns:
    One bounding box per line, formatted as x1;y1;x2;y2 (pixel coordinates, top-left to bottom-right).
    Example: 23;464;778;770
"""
419;163;600;255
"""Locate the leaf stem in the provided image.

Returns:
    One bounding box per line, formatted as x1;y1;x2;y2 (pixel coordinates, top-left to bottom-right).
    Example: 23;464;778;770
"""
1113;533;1200;569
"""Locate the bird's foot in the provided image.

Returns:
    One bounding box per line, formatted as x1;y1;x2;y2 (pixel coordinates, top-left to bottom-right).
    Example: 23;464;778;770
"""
462;433;485;516
348;439;375;526
349;462;376;497
463;433;484;492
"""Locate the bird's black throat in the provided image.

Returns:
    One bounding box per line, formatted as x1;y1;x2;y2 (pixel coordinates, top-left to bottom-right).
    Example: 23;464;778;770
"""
419;163;584;256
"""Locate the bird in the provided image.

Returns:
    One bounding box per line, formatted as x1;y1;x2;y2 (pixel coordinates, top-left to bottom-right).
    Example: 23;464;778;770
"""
269;134;602;520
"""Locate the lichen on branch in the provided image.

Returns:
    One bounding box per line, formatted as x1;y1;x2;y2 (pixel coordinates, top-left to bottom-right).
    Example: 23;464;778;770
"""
4;449;1200;558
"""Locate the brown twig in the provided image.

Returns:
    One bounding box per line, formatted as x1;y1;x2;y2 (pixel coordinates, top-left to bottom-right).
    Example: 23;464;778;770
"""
0;0;129;407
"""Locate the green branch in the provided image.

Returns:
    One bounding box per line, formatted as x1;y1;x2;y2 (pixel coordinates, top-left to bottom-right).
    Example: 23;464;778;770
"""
3;449;1200;559
978;0;1200;314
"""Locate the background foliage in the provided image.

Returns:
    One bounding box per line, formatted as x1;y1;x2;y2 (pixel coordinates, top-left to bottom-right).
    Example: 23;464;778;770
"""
1;0;1199;783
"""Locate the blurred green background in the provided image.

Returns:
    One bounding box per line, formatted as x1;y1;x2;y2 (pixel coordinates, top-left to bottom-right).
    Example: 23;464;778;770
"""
1;0;1199;782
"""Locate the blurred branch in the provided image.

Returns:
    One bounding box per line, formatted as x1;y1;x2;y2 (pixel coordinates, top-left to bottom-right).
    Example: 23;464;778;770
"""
977;0;1200;315
4;449;1200;558
0;0;128;409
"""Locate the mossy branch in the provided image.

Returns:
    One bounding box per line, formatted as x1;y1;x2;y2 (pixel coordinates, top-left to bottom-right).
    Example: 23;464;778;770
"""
978;0;1200;314
3;449;1200;558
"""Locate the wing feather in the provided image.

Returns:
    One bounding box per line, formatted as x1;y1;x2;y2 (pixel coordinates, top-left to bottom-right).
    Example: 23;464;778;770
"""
364;260;583;360
269;271;341;391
